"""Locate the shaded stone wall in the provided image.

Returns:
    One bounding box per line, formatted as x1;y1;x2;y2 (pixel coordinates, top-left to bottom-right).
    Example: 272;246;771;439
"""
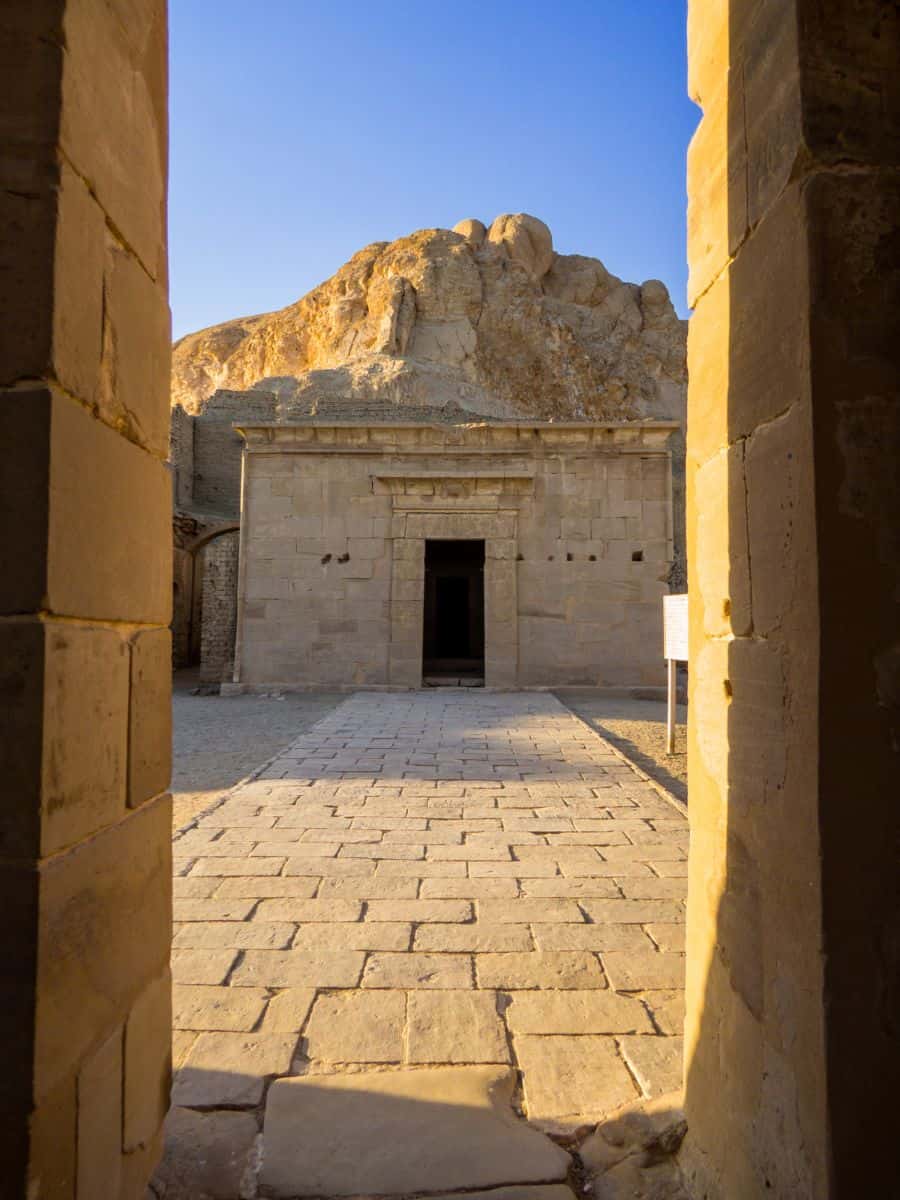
0;1;172;1195
200;531;240;684
234;423;676;689
683;1;899;1197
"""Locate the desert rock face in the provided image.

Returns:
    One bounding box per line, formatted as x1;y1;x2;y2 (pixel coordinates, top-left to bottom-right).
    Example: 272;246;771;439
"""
171;213;687;424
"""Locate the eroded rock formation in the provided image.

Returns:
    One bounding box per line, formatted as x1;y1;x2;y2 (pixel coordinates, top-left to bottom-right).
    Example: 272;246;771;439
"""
172;213;686;424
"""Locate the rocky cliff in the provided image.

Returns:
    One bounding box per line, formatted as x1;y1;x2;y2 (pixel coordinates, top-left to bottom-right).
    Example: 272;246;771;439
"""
171;213;686;424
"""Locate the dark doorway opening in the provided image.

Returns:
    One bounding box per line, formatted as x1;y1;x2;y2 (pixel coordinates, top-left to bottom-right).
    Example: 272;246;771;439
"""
423;539;485;685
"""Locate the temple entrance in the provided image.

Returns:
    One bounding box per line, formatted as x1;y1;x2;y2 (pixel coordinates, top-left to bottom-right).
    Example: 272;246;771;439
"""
422;539;485;684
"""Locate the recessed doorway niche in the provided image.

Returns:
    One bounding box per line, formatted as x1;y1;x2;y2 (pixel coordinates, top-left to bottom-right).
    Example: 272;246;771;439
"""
422;539;485;685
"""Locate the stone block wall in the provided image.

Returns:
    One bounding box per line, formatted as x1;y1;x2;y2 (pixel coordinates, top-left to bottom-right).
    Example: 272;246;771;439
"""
0;1;172;1195
683;2;899;1197
200;531;240;684
234;423;676;688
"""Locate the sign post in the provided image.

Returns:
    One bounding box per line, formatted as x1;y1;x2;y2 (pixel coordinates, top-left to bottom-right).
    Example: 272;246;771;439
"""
662;594;688;755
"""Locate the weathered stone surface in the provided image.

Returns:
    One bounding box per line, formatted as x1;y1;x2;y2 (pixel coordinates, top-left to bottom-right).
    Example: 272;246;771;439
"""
172;985;268;1032
619;1036;684;1097
173;1032;297;1107
365;898;472;923
260;989;316;1034
601;952;685;991
172;217;686;426
406;991;510;1064
230;950;365;989
170;949;238;986
476;952;606;990
362;952;473;989
505;991;653;1035
293;921;411;952
152;1108;259;1200
580;1094;687;1200
414;923;533;952
260;1067;571;1196
304;990;405;1063
515;1035;638;1126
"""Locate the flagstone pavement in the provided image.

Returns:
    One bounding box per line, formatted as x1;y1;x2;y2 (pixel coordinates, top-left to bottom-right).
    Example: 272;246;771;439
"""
157;690;688;1199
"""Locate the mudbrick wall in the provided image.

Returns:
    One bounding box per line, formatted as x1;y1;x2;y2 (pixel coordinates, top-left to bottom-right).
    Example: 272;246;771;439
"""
200;531;240;684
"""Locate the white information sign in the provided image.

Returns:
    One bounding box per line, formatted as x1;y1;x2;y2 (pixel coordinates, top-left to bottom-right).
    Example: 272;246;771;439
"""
662;594;688;756
663;593;689;663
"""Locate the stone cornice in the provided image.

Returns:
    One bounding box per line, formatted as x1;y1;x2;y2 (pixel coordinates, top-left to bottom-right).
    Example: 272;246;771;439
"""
234;421;679;454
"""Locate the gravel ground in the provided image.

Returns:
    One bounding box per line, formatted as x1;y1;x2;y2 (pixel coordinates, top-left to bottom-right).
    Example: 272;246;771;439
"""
557;693;688;804
171;673;344;828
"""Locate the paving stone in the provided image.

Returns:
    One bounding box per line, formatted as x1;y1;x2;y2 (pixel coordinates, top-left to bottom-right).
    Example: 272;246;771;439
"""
406;991;509;1063
172;921;295;950
580;900;685;924
601;952;686;991
520;879;620;899
646;923;686;952
650;860;689;877
260;1067;570;1196
618;878;688;900
191;857;285;876
317;876;420;899
172;898;256;922
293;922;412;952
429;844;513;860
231;950;365;989
415;924;533;952
284;857;375;876
532;924;652;952
478;899;586;924
304;990;405;1063
641;989;685;1035
476;953;606;990
152;1107;259;1200
173;1032;298;1107
172;985;268;1032
420;878;519;899
254;898;362;922
172;1032;197;1069
252;841;340;858
363;953;473;989
260;989;317;1033
618;1035;684;1096
171;949;238;986
470;862;560;878
172;877;220;899
340;843;425;859
376;860;468;877
365;899;472;923
505;991;653;1035
213;876;319;899
514;1035;638;1127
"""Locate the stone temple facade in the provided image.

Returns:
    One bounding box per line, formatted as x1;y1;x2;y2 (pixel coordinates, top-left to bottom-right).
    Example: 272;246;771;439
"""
171;393;678;689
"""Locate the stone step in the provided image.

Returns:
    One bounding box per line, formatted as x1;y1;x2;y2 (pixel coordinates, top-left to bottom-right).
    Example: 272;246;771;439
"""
260;1065;572;1198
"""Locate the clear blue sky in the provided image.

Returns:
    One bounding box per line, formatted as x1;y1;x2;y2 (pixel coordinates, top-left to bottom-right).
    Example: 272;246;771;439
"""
169;1;697;339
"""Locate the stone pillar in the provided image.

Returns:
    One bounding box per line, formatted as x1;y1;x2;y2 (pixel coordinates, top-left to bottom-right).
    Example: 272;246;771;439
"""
684;2;898;1197
1;2;172;1196
200;532;240;684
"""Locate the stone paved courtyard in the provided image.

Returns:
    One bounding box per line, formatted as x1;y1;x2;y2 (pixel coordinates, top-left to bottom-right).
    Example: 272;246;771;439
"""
159;690;688;1197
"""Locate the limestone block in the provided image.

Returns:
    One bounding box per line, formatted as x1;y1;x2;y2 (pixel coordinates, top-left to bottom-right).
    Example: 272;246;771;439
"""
304;990;405;1063
515;1035;638;1126
98;239;171;457
152;1108;260;1200
76;1027;123;1199
123;969;171;1153
54;162;105;405
172;1032;297;1108
128;627;171;808
48;391;171;622
34;794;171;1100
406;991;509;1063
60;0;167;277
260;1067;569;1197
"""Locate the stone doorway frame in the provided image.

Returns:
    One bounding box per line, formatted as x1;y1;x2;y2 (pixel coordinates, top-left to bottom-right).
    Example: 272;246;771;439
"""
387;518;518;690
